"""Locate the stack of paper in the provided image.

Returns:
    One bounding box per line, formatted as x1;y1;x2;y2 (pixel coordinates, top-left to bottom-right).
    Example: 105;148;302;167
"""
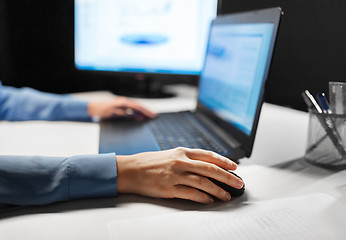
108;193;346;240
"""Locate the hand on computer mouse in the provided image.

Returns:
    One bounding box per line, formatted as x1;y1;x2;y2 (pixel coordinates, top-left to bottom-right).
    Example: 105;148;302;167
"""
87;97;156;120
208;171;245;197
116;147;244;204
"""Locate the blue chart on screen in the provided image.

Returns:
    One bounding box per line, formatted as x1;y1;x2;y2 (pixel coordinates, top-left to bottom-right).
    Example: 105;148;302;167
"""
121;34;168;45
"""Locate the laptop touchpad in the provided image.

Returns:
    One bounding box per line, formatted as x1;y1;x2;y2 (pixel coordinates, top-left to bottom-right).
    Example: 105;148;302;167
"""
99;120;159;155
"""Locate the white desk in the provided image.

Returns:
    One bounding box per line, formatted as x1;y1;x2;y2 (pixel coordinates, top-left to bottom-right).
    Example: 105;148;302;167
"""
0;84;345;240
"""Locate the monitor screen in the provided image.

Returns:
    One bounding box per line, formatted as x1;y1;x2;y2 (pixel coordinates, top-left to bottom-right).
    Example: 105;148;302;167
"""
198;23;274;135
74;0;218;75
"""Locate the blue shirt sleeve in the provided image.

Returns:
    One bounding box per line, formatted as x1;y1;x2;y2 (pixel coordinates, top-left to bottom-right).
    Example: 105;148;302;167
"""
0;153;117;206
0;83;118;208
0;82;92;121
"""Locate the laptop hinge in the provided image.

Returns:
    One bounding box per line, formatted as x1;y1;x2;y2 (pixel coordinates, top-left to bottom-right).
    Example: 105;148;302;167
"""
195;112;243;151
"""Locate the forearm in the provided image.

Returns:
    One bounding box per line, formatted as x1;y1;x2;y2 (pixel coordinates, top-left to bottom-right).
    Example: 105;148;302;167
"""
0;153;117;206
0;85;92;121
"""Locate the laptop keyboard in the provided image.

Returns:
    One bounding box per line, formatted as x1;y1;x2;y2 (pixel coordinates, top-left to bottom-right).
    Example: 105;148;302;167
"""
148;112;229;155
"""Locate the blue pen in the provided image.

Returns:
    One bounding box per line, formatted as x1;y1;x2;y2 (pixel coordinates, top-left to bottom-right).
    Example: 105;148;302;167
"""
317;93;332;114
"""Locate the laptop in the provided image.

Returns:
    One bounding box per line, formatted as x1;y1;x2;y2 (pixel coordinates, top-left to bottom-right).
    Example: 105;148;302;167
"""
99;7;283;162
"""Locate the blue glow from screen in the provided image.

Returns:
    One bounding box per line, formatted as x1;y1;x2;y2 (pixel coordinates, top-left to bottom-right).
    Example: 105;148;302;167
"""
198;23;274;135
74;0;218;75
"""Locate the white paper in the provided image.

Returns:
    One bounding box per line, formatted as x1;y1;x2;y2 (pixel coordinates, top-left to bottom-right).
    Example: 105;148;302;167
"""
108;193;346;240
295;169;346;205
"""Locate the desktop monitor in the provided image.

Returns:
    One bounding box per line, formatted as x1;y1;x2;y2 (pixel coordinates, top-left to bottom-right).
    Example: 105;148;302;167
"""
74;0;219;97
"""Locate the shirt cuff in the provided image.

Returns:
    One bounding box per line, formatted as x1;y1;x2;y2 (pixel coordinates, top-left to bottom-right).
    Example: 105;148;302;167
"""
61;97;92;121
68;153;118;200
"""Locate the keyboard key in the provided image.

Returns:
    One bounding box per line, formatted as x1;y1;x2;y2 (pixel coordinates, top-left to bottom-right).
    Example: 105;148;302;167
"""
149;112;229;155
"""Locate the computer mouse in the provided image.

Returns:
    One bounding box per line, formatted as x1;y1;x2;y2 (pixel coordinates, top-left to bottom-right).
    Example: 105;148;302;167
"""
208;171;245;197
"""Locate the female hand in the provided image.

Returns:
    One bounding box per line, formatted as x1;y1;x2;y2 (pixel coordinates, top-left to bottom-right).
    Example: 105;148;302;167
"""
116;147;244;204
87;97;156;120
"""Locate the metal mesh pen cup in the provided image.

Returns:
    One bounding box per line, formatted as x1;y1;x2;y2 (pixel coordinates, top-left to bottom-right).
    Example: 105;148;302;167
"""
305;112;346;169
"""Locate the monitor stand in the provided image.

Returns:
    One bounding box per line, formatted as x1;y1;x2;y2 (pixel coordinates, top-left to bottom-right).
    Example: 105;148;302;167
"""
112;73;176;99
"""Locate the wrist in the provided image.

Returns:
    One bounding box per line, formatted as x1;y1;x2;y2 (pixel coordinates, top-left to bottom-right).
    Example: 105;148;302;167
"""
87;102;95;117
116;155;137;194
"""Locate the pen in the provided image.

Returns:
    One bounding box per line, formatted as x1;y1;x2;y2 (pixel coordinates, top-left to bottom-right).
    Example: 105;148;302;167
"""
302;90;346;157
317;93;332;114
302;90;323;113
308;93;340;152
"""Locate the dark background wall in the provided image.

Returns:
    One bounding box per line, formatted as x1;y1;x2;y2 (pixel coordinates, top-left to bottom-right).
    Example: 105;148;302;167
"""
0;0;92;92
0;0;11;83
0;0;108;93
1;0;346;110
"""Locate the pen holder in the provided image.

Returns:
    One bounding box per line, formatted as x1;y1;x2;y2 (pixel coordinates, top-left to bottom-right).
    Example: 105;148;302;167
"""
305;112;346;169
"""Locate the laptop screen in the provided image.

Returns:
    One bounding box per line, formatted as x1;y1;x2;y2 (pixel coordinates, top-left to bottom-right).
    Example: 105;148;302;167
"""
198;23;274;135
